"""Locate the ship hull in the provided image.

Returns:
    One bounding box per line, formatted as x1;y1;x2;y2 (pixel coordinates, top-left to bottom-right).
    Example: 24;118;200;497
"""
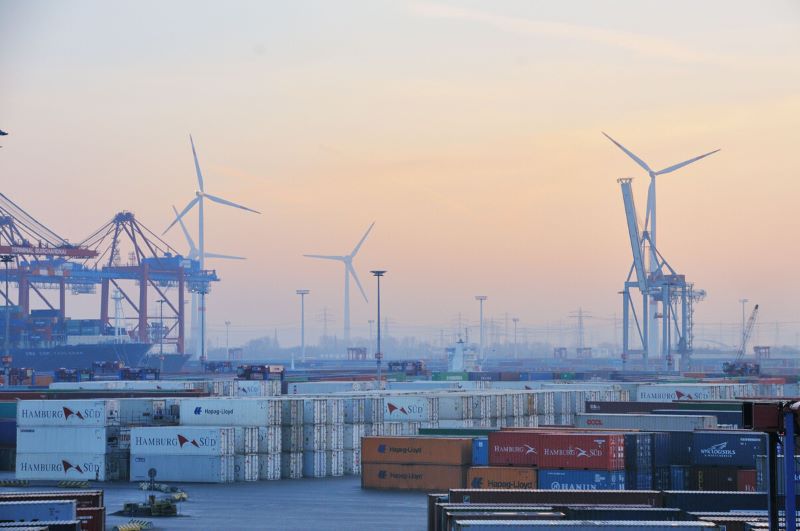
10;342;152;372
139;353;191;373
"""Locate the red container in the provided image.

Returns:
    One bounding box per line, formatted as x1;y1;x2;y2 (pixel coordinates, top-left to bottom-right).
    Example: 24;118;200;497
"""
737;469;757;492
77;506;105;531
489;431;625;470
488;431;540;466
537;432;624;470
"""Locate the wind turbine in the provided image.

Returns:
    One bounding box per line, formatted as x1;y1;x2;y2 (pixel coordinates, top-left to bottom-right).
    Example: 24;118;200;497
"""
604;132;719;361
172;204;244;363
304;222;375;348
164;135;260;362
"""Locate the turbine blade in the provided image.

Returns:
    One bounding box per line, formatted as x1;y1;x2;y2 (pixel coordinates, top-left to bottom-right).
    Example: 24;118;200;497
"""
350;221;375;257
603;132;652;174
205;252;246;260
172;205;197;253
348;263;368;303
303;254;345;261
204;193;261;214
655;149;720;175
189;134;204;192
163;197;200;235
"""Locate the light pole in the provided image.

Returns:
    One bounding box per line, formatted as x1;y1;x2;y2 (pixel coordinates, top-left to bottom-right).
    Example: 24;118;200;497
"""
371;271;386;383
739;298;749;350
512;317;519;359
156;298;166;375
368;319;375;359
296;290;309;370
225;320;231;361
1;255;14;383
475;296;487;362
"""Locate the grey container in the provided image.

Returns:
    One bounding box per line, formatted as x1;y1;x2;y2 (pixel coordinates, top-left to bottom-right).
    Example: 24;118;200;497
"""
575;413;716;431
0;499;76;521
453;521;717;530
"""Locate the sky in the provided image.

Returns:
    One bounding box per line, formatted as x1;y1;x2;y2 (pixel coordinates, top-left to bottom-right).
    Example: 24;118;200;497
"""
1;0;799;349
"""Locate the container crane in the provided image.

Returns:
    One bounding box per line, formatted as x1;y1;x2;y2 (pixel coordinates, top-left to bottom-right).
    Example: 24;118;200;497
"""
723;304;760;376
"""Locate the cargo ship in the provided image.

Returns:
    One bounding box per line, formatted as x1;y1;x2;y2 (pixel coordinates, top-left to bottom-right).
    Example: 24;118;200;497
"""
139;351;191;373
1;308;152;372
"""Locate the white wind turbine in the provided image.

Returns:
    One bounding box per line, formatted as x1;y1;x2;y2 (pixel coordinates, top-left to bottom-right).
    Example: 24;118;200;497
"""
172;204;245;362
604;132;719;360
164;135;260;362
304;222;375;348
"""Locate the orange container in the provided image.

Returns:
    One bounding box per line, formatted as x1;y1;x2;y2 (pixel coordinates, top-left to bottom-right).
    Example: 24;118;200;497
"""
361;436;473;465
361;463;467;491
467;466;537;490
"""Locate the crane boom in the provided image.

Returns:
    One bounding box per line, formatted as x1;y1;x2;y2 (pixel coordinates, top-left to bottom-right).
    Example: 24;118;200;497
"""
737;304;759;361
619;178;647;292
723;303;760;376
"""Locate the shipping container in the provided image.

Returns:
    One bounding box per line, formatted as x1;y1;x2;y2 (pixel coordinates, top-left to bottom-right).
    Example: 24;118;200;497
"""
447;489;661;506
662;490;768;512
361;436;473;466
361;463;467;491
130;454;233;483
564;507;684;521
130;426;234;455
652;409;743;427
690;431;765;467
16;452;123;481
0;490;103;509
488;431;624;469
756;455;800;495
76;506;105;531
257;452;281;480
691;466;738;491
233;454;259;482
17;400;119;427
537;469;625;490
0;419;15;447
575;413;716;431
179;398;280;426
0;500;76;521
472;437;488;466
452;522;715;530
16;427;119;454
383;396;435;422
0;522;81;531
234;427;259;454
737;469;757;491
467;467;537;490
259;425;282;454
635;383;727;402
280;451;303;479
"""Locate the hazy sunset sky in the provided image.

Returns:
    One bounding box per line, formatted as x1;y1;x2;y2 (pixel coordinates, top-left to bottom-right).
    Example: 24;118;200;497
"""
1;1;799;348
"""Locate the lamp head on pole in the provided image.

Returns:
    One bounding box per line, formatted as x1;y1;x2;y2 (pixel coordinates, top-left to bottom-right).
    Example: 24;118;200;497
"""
370;270;386;277
296;289;310;296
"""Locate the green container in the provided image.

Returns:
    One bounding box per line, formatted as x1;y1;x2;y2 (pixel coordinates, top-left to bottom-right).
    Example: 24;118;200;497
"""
432;372;468;381
0;402;15;420
418;427;498;437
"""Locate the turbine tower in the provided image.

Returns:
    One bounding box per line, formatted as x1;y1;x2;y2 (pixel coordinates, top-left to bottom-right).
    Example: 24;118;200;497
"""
164;135;260;362
304;222;374;349
172;204;244;362
604;133;718;362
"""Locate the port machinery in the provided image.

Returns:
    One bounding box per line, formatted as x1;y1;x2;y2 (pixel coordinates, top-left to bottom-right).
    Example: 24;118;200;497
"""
0;193;217;358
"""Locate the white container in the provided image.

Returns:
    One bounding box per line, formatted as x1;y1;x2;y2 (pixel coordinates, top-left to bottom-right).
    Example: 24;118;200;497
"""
17;399;120;427
327;399;344;425
575;413;717;431
280;451;303;479
280;398;304;427
130;426;234;455
16;452;114;481
635;384;724;402
326;424;344;451
303;424;327;451
233;427;259;454
343;449;360;475
343;398;366;423
303;399;327;425
235;380;271;397
179;398;280;426
343;423;367;450
326;449;343;477
130;454;234;483
259;425;282;454
302;450;327;478
16;426;119;454
383;396;433;422
0;499;77;520
258;452;281;480
234;454;259;482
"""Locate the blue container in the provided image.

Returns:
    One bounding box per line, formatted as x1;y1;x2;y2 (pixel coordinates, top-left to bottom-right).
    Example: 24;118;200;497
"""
691;431;765;467
654;432;692;466
527;372;552;381
472;437;489;466
468;372;500;382
670;465;691;490
0;419;15;447
537;469;625;490
625;469;653;490
654;467;671;490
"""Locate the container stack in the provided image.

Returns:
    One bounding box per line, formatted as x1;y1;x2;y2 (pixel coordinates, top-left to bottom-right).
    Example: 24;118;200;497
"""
0;400;15;471
233;427;259;482
326;397;345;477
302;398;328;478
361;436;472;491
279;398;302;479
687;430;765;491
129;426;235;483
15;399;126;481
342;396;368;475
